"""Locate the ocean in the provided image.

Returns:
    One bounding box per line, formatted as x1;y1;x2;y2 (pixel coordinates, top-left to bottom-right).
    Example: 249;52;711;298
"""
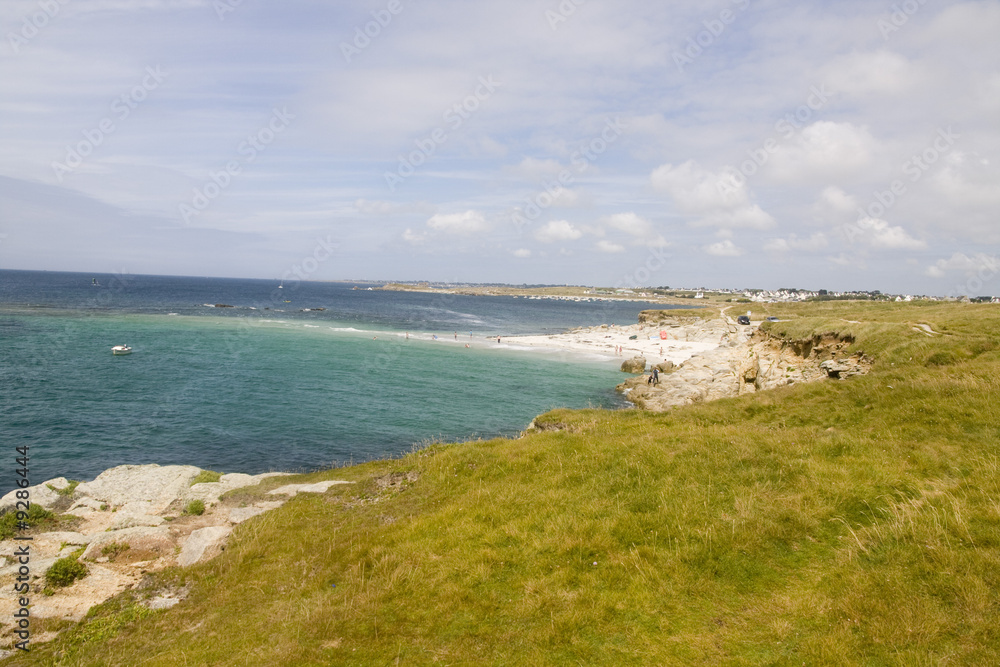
0;270;685;493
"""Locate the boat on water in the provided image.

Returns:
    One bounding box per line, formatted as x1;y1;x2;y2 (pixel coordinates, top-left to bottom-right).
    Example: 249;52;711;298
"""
111;345;132;355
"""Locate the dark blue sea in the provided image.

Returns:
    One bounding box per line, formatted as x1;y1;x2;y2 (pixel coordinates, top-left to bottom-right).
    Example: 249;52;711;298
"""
0;270;683;493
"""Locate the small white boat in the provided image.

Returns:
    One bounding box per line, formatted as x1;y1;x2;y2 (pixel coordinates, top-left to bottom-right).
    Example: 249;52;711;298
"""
111;345;132;355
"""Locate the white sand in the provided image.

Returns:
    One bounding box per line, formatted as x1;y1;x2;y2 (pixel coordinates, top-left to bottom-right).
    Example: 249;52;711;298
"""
500;322;724;367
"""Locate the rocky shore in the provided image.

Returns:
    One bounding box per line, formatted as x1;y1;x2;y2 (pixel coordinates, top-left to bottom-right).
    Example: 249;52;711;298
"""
615;314;871;411
0;464;350;650
507;308;871;411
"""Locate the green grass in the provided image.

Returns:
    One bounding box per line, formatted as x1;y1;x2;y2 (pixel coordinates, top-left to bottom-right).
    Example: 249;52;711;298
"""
190;470;222;486
46;552;88;589
46;480;80;497
0;503;54;540
8;301;1000;665
183;499;205;516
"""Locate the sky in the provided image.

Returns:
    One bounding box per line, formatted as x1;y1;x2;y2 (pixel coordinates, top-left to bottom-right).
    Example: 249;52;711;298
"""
1;0;998;295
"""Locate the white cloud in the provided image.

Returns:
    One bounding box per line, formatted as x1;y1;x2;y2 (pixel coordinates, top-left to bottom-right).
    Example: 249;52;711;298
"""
925;265;946;279
824;51;919;96
763;232;828;253
546;187;584;208
925;252;1000;278
769;122;877;182
595;240;625;253
604;212;654;237
932;152;1000;207
854;217;925;250
650;161;776;230
426;210;489;235
602;211;670;248
505;157;563;180
818;186;858;215
534;219;582;243
402;228;426;244
512;248;531;258
704;240;743;257
2;1;998;294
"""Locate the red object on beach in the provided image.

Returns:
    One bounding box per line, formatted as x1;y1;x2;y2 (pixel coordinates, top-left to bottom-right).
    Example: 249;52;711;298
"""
659;330;668;339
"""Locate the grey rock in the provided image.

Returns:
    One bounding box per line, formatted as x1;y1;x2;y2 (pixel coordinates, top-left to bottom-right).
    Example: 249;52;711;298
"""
268;481;353;497
229;502;284;524
74;464;203;513
620;356;647;373
0;477;70;513
177;526;232;567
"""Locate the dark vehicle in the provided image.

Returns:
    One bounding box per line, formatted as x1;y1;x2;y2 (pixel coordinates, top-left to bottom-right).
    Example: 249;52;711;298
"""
737;315;750;325
766;316;779;322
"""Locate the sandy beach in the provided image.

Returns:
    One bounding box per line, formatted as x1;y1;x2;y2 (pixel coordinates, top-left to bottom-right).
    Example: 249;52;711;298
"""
501;319;732;367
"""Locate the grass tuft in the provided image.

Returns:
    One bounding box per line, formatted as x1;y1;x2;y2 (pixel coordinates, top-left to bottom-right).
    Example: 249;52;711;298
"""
190;470;222;486
183;499;206;516
46;551;88;588
0;503;54;540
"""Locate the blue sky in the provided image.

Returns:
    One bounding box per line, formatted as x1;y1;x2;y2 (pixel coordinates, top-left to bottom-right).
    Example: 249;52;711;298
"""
1;0;998;295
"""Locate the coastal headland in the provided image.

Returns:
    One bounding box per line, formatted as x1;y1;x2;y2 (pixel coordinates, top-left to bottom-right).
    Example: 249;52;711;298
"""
3;299;999;664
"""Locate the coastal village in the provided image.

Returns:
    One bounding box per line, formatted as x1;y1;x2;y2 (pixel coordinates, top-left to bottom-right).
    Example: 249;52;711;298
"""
379;281;998;304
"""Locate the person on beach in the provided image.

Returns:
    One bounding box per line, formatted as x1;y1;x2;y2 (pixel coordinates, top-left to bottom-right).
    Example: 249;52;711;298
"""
652;366;659;385
454;332;458;340
497;336;501;343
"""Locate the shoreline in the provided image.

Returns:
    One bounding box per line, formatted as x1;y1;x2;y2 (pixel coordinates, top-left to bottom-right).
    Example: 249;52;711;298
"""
500;320;725;368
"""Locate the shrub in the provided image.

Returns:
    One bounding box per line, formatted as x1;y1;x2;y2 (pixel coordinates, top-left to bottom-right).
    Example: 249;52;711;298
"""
47;555;88;588
184;500;205;516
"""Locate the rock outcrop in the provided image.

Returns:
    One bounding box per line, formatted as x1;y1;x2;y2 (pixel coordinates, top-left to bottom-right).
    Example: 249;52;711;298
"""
621;356;647;373
0;464;352;647
618;324;871;411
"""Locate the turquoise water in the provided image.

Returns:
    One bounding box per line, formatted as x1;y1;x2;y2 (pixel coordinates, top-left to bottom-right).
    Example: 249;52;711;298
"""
0;271;685;491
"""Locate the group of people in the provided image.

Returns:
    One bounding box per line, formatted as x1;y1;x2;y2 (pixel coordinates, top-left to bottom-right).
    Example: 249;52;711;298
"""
399;331;479;349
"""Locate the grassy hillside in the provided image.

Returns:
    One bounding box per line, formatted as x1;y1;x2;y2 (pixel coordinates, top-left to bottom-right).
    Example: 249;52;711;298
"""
9;302;1000;665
